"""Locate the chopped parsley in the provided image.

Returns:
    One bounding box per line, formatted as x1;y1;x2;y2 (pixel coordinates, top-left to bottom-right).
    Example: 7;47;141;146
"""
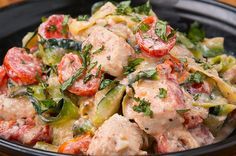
139;23;150;32
129;69;157;85
133;1;151;15
83;74;94;84
41;16;47;22
188;72;204;84
209;105;221;116
92;45;105;54
155;20;168;41
133;97;153;117
201;62;212;70
116;1;132;15
158;88;167;98
193;94;201;101
187;22;205;43
123;58;144;75
99;79;113;90
81;44;93;68
61;67;85;91
77;15;89;21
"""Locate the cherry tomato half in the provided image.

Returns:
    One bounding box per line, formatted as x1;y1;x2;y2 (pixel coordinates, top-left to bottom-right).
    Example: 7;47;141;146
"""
38;15;69;39
136;16;176;57
3;47;42;85
58;134;91;154
58;53;101;96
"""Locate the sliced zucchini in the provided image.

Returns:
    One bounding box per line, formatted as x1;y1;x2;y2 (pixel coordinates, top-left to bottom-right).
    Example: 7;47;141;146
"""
193;102;236;116
34;142;58;152
91;84;126;127
22;31;38;49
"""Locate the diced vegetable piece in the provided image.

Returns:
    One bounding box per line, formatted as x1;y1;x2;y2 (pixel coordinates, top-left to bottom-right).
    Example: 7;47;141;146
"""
34;142;58;152
202;37;224;56
91;84;126;127
22;31;38;49
189;64;236;104
203;115;226;136
73;119;96;136
209;55;236;73
29;85;46;101
192;103;236;116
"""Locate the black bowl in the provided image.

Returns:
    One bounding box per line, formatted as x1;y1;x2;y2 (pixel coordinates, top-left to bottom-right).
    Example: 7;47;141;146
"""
0;0;236;155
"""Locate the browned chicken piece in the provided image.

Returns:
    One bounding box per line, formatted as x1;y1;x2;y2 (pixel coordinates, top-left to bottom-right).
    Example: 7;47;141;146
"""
87;114;148;155
83;26;134;77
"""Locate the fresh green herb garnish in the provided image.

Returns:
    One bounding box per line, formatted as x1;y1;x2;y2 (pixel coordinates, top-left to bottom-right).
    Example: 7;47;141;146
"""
77;15;89;21
133;1;151;15
129;69;157;85
61;68;85;91
41;16;47;22
133;97;153;117
99;79;114;90
95;64;101;77
62;15;70;26
188;72;204;84
155;20;168;41
158;88;167;98
81;44;93;68
187;22;205;43
83;74;94;84
87;61;98;73
123;58;144;75
139;23;150;32
193;94;201;101
92;45;105;54
116;1;132;15
201;62;212;70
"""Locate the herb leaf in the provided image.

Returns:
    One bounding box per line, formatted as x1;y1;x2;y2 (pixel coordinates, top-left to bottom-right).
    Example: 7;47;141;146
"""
61;67;85;91
123;58;144;75
188;72;204;84
92;45;104;54
116;1;133;15
99;79;113;90
158;88;167;98
77;15;89;21
155;20;168;41
133;97;153;117
139;23;150;32
133;1;151;15
47;25;57;32
187;22;205;43
129;69;157;85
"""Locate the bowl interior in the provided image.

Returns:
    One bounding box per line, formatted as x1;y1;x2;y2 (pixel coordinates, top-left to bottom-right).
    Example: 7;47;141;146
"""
0;0;236;155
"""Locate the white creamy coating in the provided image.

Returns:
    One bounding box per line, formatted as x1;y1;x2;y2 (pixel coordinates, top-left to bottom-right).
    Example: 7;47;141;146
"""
83;26;134;77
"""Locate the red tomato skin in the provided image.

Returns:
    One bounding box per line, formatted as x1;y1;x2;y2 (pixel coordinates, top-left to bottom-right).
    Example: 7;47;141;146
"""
58;134;92;154
38;15;68;39
3;47;42;85
136;16;176;57
58;53;101;96
0;66;7;85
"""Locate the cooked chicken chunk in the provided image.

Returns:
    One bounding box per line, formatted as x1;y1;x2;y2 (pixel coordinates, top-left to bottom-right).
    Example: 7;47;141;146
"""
124;79;186;136
156;127;199;154
0;95;35;120
83;26;133;77
87;114;148;155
